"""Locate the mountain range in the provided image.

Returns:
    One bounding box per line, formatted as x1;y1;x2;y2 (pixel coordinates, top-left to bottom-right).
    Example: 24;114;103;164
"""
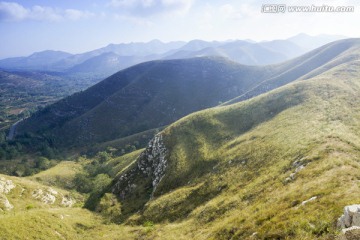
0;34;345;79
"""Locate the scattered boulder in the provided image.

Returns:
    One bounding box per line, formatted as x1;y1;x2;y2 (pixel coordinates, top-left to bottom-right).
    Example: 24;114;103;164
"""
0;194;13;210
61;195;75;207
0;177;16;194
32;188;58;204
284;161;306;183
47;188;58;196
301;196;317;206
338;205;360;229
338;205;360;240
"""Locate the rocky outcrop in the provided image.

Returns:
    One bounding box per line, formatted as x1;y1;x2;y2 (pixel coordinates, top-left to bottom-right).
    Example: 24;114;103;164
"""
0;177;16;194
61;195;75;207
0;194;13;211
32;187;75;206
113;133;168;199
0;177;15;211
32;188;57;204
338;205;360;240
338;205;360;229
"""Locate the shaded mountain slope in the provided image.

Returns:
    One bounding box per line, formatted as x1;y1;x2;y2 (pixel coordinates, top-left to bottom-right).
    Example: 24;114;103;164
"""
17;57;272;146
110;56;360;239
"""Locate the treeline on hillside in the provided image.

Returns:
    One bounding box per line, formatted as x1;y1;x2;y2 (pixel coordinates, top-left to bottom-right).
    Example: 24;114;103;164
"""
0;128;144;178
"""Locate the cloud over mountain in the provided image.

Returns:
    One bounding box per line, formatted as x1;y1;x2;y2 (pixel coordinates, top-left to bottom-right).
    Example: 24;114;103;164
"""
0;1;94;22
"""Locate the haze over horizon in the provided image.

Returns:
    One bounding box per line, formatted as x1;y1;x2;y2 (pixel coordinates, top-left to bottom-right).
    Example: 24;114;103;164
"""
0;0;359;59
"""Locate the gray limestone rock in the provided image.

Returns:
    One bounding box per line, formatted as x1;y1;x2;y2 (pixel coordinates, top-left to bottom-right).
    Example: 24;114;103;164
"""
338;205;360;229
0;177;16;194
113;133;168;199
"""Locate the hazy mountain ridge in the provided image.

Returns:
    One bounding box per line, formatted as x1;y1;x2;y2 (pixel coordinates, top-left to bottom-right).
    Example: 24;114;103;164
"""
163;39;305;65
0;50;72;71
0;34;345;79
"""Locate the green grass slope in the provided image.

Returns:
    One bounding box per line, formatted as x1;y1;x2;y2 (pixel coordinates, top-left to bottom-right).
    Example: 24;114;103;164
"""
0;172;138;240
28;161;83;189
110;57;360;239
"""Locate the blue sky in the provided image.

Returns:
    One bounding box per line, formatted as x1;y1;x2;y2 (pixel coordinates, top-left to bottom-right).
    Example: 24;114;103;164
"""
0;0;359;58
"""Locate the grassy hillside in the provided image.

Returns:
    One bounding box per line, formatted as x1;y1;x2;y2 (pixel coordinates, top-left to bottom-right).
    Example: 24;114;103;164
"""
28;161;83;189
109;56;360;239
0;173;141;240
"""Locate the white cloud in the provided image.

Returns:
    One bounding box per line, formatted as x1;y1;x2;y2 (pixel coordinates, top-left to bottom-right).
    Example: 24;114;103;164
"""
0;2;27;21
108;0;193;17
65;9;94;21
0;1;94;22
29;5;62;21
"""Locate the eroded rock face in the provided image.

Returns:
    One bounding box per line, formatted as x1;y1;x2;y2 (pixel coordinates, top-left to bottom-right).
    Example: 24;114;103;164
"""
0;177;16;194
113;133;168;199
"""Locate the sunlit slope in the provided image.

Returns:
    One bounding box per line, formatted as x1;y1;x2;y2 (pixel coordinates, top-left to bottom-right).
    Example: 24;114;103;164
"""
0;172;138;240
112;59;360;239
225;38;360;105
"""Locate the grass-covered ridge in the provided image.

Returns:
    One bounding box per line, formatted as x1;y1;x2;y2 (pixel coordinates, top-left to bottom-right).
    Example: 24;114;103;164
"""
108;58;360;239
